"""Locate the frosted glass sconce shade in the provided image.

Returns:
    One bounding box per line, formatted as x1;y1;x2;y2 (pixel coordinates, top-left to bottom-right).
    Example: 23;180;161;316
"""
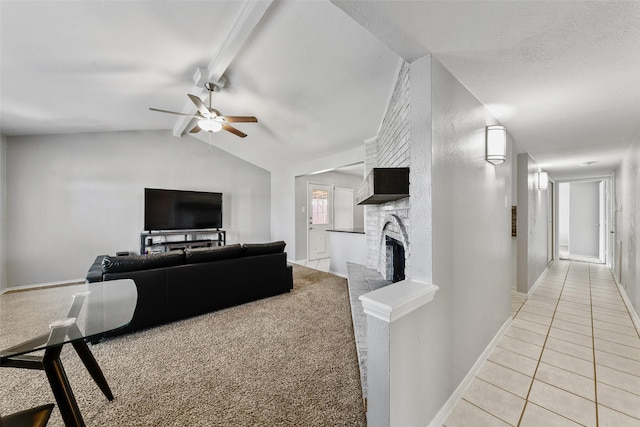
485;125;506;165
538;171;549;190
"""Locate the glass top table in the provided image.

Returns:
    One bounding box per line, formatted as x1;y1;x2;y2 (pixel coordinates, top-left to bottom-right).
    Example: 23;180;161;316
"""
0;279;137;427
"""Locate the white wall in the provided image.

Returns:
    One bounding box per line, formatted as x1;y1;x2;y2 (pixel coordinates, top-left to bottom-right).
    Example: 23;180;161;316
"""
5;130;271;288
615;134;640;312
271;146;365;262
360;55;513;424
0;135;6;292
430;57;513;398
516;153;549;293
294;171;363;261
569;181;600;257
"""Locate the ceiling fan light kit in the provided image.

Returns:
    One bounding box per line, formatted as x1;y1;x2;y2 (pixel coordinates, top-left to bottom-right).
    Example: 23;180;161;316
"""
198;119;223;132
149;81;257;138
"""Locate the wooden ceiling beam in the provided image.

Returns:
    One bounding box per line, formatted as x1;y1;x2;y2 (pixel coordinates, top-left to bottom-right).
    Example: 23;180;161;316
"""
173;0;274;137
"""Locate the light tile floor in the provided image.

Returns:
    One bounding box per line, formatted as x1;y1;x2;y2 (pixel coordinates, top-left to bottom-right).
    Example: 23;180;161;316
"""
444;260;640;426
300;257;330;272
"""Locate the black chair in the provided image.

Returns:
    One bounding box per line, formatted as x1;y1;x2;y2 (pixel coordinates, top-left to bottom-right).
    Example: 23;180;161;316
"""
0;404;54;427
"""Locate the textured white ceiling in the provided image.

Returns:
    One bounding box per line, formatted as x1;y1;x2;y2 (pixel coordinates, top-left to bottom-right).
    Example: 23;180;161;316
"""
0;0;400;172
335;0;640;180
2;1;639;179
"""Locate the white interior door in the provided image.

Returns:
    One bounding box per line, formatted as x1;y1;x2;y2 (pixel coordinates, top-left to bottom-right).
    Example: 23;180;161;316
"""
599;180;606;263
558;183;570;258
569;181;600;257
548;182;554;262
308;184;333;261
334;187;354;230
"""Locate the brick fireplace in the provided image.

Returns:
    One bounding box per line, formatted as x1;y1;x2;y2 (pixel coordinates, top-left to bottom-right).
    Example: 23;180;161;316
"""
364;62;412;280
379;213;409;282
385;236;405;282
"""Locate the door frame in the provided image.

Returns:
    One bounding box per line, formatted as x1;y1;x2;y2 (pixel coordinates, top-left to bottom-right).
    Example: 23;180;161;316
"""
553;176;613;264
307;183;334;261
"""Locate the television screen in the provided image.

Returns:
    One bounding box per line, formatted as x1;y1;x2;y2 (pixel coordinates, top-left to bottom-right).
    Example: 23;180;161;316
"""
144;188;222;231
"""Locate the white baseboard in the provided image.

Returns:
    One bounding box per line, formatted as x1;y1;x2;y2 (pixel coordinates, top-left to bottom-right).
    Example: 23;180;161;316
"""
616;280;640;333
1;278;86;295
527;266;549;297
427;316;513;427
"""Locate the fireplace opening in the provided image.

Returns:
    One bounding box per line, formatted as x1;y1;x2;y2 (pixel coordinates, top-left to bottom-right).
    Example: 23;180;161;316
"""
385;236;405;283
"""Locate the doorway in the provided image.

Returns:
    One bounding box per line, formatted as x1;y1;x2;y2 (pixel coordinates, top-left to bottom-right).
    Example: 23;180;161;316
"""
307;183;333;261
557;180;607;264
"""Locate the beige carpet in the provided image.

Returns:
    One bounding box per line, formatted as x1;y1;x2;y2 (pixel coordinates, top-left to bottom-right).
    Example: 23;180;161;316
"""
0;264;366;426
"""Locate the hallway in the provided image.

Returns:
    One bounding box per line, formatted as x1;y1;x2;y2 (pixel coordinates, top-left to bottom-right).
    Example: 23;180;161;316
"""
444;260;640;426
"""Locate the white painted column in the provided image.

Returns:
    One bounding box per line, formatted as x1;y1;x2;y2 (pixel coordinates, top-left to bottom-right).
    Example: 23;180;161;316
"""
360;279;438;427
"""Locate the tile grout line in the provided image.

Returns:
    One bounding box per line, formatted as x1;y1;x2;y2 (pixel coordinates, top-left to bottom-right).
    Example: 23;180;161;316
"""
513;296;526;318
516;262;571;427
609;266;640;341
589;263;599;427
591;266;640;422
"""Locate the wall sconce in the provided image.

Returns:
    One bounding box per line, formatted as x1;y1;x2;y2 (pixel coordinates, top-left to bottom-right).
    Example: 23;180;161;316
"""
485;125;506;165
538;171;549;190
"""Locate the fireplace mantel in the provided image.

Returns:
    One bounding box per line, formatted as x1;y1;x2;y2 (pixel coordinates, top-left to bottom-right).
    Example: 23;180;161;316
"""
356;167;409;205
359;279;438;323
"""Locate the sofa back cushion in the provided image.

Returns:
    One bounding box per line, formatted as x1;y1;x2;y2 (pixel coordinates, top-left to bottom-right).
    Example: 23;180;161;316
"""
242;241;286;256
102;251;185;274
184;244;243;263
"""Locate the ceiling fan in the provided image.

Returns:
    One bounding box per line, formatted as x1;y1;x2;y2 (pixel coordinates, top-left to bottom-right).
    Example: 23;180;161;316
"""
149;82;257;138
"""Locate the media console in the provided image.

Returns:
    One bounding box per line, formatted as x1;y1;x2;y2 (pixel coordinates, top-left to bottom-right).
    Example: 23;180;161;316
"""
139;229;226;254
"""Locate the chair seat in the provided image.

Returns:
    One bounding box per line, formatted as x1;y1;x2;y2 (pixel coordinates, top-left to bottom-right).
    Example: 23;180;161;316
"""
1;403;54;427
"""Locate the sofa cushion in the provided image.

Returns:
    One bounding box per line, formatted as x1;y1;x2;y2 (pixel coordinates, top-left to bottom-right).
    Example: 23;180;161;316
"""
242;241;286;256
184;244;243;263
102;250;185;274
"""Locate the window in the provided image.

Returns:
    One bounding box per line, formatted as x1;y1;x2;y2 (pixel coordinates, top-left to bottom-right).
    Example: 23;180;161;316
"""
311;189;329;225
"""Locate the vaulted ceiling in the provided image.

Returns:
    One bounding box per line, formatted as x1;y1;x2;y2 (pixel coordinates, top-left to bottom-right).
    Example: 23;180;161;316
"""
2;1;639;179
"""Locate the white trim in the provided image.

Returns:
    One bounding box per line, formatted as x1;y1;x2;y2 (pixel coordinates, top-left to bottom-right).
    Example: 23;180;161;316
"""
1;278;86;295
359;279;438;323
427;317;513;427
616;281;640;333
330;271;348;279
512;288;528;299
527;266;549;298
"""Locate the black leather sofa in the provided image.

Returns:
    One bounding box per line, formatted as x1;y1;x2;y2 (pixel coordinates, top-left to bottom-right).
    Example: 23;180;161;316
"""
86;241;293;339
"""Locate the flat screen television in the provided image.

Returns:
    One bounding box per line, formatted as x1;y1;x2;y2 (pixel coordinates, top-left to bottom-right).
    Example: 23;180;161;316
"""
144;188;223;231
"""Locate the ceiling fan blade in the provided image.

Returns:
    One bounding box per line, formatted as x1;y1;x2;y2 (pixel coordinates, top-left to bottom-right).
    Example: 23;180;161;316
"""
222;116;258;123
190;124;202;134
188;94;211;117
149;107;202;119
222;124;247;138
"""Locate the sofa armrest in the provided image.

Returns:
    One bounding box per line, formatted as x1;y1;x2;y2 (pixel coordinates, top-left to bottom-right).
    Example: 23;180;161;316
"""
286;265;293;290
86;255;107;282
99;268;170;337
